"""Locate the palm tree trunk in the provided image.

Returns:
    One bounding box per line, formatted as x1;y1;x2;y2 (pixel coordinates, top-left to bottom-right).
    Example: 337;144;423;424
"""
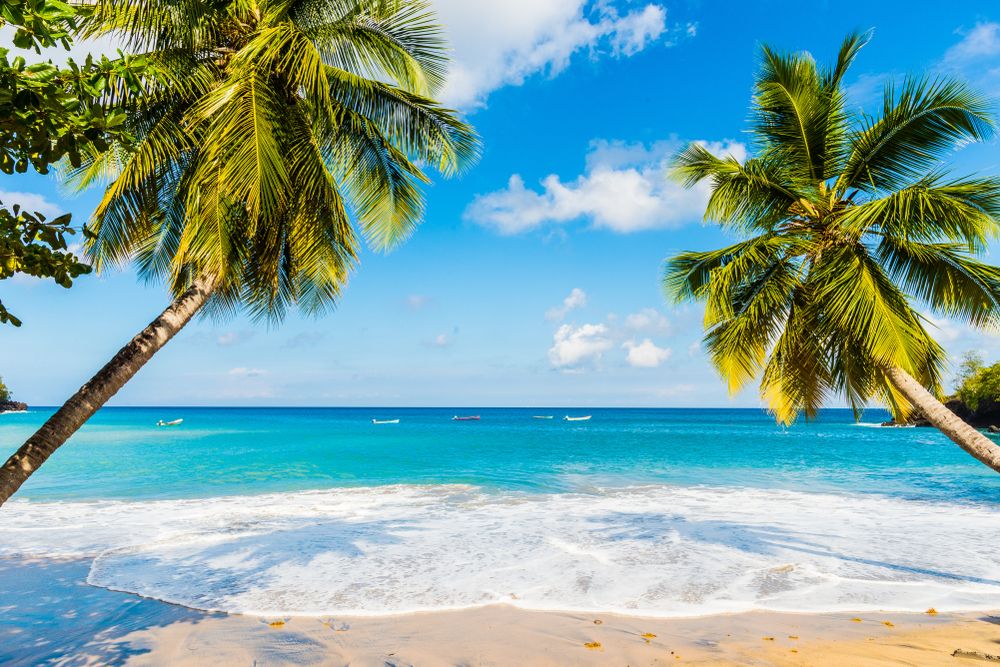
885;366;1000;473
0;276;215;507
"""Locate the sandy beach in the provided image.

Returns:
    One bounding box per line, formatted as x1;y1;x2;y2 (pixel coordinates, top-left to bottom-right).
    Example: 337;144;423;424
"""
128;606;1000;666
3;558;998;666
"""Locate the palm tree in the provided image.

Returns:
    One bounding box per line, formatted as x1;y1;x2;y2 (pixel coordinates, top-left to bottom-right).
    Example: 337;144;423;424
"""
0;0;478;506
664;32;1000;473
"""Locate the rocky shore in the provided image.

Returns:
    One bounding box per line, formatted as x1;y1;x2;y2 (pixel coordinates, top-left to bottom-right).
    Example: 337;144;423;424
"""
0;401;27;413
882;398;1000;430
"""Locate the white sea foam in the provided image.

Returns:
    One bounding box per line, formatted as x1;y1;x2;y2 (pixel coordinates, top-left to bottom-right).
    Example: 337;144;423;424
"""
1;484;998;617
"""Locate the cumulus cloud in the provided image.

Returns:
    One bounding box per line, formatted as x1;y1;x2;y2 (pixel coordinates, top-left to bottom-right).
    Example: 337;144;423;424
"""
548;322;613;368
228;367;267;377
435;0;672;107
623;338;672;368
465;139;746;234
624;307;670;334
546;288;588;321
545;304;681;369
0;190;62;219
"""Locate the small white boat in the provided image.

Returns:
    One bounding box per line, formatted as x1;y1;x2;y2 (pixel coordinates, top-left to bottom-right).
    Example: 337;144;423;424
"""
563;415;591;422
372;419;400;425
533;415;554;420
157;419;183;427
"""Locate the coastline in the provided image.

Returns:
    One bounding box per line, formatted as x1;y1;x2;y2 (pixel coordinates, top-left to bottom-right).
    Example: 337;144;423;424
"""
3;559;998;666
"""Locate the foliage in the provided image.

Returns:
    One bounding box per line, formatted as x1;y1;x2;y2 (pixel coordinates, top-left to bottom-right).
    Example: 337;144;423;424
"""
664;32;1000;424
956;355;1000;411
0;0;153;325
70;0;480;322
0;200;89;325
955;351;984;389
0;375;9;402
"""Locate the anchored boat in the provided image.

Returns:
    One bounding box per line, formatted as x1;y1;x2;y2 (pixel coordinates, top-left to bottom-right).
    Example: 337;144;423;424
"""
156;419;183;427
452;415;480;421
563;415;591;422
372;419;400;425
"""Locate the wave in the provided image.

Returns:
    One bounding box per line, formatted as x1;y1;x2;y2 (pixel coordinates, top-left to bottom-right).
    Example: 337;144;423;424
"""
2;484;998;618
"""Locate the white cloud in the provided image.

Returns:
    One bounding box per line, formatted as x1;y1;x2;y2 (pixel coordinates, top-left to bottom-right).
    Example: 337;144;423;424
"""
405;294;432;311
624;307;670;334
429;333;453;347
465;139;746;234
687;341;701;357
548;322;613;368
434;0;670;107
944;23;1000;63
623;338;672;368
607;5;667;56
0;190;62;219
546;287;588;321
925;314;967;343
228;367;267;377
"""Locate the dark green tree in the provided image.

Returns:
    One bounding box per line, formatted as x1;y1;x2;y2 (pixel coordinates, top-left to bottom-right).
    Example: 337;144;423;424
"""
0;0;150;325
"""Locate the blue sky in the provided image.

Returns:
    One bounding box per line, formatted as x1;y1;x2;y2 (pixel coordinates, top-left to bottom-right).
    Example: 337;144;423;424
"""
4;0;1000;407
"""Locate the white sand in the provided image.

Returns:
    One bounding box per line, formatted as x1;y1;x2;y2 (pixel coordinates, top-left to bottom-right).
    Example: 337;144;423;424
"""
120;605;1000;666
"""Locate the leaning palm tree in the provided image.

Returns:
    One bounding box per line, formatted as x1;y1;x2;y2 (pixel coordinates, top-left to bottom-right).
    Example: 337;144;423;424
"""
0;0;478;505
664;32;1000;473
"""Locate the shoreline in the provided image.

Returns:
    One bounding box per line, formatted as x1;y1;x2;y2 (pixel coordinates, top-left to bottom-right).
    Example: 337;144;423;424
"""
3;559;999;666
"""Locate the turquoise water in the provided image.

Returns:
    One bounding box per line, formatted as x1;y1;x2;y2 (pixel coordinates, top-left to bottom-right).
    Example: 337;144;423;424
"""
2;407;998;503
2;407;999;618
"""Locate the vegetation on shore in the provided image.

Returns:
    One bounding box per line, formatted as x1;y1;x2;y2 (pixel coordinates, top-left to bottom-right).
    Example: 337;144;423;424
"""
955;352;1000;412
664;32;1000;473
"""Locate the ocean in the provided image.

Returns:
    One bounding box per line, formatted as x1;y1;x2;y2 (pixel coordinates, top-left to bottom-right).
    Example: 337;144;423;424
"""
1;407;998;618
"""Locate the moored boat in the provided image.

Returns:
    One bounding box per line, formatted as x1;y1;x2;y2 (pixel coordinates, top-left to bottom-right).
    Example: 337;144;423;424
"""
372;419;400;424
563;415;591;422
156;419;183;427
452;415;480;421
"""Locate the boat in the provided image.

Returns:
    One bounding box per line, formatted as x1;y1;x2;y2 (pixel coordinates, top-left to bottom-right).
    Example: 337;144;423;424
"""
372;419;400;425
563;415;591;422
156;419;183;427
532;415;554;419
452;415;480;421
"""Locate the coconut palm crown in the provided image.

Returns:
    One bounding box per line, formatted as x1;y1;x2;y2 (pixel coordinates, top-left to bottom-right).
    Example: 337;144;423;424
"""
0;0;479;507
664;31;1000;425
73;0;479;320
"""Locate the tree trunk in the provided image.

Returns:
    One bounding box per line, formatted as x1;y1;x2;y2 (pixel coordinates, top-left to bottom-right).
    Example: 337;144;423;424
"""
885;366;1000;474
0;276;215;507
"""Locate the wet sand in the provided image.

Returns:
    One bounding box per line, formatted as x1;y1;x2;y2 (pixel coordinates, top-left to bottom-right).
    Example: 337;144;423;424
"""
3;558;998;666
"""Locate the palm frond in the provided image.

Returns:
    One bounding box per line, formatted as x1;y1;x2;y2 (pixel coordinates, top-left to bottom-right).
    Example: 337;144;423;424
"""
876;239;1000;328
839;77;995;193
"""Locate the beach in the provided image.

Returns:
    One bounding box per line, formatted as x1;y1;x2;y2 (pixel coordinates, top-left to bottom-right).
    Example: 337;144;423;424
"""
3;559;998;666
2;407;999;664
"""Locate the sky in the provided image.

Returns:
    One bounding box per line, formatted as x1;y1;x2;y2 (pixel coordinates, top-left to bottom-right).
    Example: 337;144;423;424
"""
4;0;1000;408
